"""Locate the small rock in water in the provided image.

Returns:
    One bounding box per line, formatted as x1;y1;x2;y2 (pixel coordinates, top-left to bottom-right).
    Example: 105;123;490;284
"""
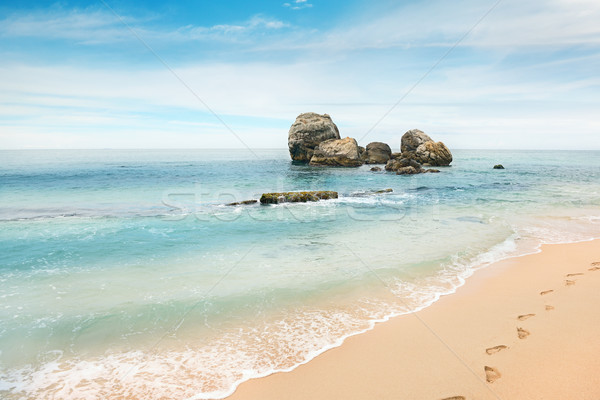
493;164;505;169
370;166;382;172
374;188;393;193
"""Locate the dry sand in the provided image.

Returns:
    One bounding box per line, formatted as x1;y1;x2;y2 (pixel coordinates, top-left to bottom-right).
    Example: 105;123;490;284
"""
226;239;600;400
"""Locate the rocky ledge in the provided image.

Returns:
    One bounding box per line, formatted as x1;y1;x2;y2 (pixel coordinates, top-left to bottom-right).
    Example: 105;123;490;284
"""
260;191;338;204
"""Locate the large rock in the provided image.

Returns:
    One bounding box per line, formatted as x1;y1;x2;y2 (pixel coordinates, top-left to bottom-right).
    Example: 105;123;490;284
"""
288;113;341;162
400;129;452;166
260;191;338;204
365;142;392;164
400;129;433;153
309;137;363;167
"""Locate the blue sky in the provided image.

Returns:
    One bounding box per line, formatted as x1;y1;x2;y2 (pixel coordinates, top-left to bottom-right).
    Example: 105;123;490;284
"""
1;0;599;149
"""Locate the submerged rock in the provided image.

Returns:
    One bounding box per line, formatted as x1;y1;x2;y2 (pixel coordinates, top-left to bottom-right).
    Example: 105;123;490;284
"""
259;191;338;204
365;142;392;164
288;113;341;162
226;199;258;206
385;158;423;172
385;158;439;175
400;129;452;166
370;166;382;172
374;188;393;193
493;164;505;169
309;137;363;167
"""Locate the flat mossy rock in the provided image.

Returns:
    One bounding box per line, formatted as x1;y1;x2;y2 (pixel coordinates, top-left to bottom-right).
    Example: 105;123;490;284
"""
260;191;338;204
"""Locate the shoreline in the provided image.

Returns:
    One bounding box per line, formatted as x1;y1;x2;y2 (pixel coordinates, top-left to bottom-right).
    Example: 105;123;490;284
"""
224;238;600;400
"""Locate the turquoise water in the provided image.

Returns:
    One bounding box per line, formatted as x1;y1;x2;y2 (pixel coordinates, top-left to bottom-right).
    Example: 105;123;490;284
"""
1;149;599;399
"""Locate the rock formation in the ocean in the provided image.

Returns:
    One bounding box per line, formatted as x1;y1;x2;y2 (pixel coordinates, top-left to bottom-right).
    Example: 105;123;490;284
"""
365;142;392;164
493;164;505;169
260;191;338;204
385;158;440;175
370;166;382;172
288;113;341;162
309;137;363;167
400;129;452;166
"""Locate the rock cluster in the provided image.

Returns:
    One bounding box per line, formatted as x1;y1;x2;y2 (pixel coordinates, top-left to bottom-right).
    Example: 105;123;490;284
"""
287;113;452;171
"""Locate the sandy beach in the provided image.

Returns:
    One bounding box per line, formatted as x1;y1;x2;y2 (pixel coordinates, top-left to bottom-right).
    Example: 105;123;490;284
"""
227;239;600;400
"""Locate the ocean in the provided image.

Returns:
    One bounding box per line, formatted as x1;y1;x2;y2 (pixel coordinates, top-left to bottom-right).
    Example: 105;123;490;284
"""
1;149;599;399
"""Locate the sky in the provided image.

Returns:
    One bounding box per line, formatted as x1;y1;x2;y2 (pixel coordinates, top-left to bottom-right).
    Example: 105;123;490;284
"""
1;0;600;150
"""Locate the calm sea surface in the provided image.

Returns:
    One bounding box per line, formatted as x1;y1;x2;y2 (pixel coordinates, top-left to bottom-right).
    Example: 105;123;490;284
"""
1;149;599;399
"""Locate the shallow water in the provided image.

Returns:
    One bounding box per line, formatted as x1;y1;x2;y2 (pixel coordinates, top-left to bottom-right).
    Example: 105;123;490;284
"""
1;149;599;399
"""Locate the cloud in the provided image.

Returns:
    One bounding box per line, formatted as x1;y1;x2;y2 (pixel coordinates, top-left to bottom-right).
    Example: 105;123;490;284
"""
283;0;313;10
274;0;600;52
0;8;288;44
1;49;599;150
178;15;288;41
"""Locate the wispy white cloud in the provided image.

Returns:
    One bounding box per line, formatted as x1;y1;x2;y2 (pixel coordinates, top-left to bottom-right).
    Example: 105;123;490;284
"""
283;0;313;11
1;50;598;149
0;9;288;44
273;0;600;52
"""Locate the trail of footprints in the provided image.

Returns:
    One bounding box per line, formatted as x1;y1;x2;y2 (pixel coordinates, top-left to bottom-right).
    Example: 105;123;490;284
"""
440;261;599;400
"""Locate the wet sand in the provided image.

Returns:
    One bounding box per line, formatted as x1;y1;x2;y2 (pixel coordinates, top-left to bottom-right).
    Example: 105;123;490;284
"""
226;239;600;400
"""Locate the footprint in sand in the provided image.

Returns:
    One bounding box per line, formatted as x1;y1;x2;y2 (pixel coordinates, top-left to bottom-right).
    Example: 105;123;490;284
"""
486;345;507;355
545;305;555;311
518;313;535;321
485;366;501;383
517;327;530;339
566;273;584;277
589;265;600;271
591;261;600;266
540;290;553;296
565;280;576;286
441;397;466;400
